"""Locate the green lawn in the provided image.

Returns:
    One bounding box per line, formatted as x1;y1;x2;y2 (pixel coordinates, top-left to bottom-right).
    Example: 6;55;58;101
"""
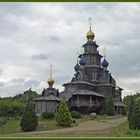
0;115;112;135
0;118;21;135
107;120;140;137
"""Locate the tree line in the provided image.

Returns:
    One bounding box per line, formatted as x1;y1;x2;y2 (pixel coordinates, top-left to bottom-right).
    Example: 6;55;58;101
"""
0;88;39;118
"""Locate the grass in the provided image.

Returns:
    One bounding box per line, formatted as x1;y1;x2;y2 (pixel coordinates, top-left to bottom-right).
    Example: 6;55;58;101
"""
107;120;140;137
0;115;124;135
0;115;139;137
0;117;7;127
36;117;64;131
0;118;21;135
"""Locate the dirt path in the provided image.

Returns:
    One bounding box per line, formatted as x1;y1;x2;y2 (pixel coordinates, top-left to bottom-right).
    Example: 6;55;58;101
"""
7;116;127;137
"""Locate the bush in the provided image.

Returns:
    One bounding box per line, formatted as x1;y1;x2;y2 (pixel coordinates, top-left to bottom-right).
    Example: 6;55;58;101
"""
71;111;82;118
73;120;76;124
55;98;72;127
20;103;38;132
128;96;140;130
42;111;55;119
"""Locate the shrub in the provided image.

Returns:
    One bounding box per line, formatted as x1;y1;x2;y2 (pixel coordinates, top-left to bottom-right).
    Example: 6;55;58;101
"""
55;97;72;127
73;120;76;124
71;111;82;118
20;103;38;132
128;96;140;130
42;111;55;119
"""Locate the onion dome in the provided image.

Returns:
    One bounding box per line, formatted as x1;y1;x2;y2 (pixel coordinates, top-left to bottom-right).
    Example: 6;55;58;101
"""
47;76;54;85
86;27;95;41
102;58;109;68
74;63;80;71
79;57;86;66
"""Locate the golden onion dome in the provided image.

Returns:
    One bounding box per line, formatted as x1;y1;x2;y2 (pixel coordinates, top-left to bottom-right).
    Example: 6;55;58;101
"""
86;26;95;41
47;76;54;85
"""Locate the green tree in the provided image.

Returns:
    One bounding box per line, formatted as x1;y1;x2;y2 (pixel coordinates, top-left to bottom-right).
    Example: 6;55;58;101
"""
128;95;135;129
20;102;38;132
128;96;140;130
133;100;140;130
0;88;39;118
55;98;72;127
123;93;140;114
106;96;115;116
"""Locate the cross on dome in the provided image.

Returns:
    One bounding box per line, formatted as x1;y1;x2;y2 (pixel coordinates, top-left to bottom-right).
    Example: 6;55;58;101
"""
86;17;95;41
88;17;93;30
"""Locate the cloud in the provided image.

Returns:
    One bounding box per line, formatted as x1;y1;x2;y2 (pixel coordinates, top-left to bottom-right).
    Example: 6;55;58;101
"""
0;81;5;87
0;78;41;97
11;78;25;84
32;53;50;60
0;2;140;98
0;69;3;75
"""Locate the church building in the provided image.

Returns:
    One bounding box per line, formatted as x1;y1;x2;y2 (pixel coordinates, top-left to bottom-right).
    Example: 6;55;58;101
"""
34;19;125;115
34;65;60;116
61;19;125;114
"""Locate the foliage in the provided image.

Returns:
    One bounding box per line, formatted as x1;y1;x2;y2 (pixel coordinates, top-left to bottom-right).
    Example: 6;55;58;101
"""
106;96;115;116
128;95;140;130
122;107;127;115
55;98;72;127
72;120;76;124
0;89;39;118
132;101;140;130
42;111;55;119
71;111;82;118
128;96;135;129
123;93;140;113
0;118;20;135
20;102;38;132
0;117;7;127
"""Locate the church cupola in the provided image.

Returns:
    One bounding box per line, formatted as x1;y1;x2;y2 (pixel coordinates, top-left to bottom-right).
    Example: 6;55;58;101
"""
102;58;109;68
86;17;95;41
101;47;109;69
74;63;80;71
47;64;54;88
79;57;86;66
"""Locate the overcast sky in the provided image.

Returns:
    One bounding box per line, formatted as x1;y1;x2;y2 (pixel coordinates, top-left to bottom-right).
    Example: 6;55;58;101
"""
0;2;140;98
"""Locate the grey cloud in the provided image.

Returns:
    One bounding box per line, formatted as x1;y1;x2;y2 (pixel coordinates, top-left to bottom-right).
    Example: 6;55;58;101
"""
24;79;41;87
0;69;3;75
49;36;61;41
0;79;41;97
0;81;5;87
32;54;50;60
11;78;25;84
41;35;61;42
0;2;140;97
